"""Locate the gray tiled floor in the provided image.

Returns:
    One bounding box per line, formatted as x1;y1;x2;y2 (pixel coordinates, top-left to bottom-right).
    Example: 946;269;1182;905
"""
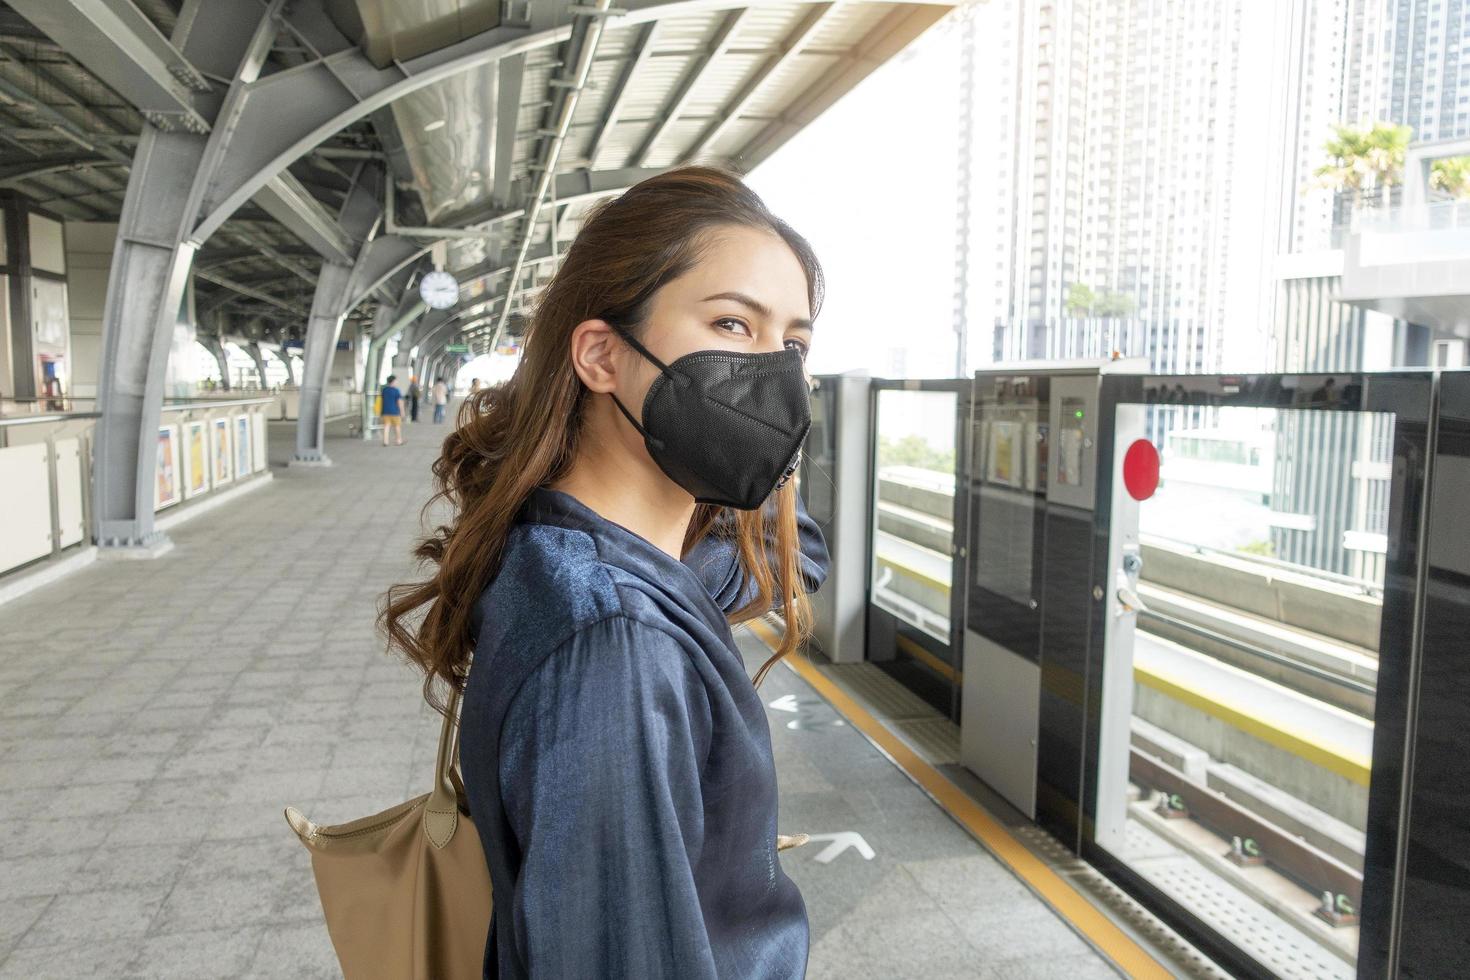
0;417;1120;979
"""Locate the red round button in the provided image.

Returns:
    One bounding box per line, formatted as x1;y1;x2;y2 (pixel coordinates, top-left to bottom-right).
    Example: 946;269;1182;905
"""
1123;439;1160;501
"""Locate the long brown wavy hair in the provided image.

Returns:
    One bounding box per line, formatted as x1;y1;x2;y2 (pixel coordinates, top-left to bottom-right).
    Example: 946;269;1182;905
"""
381;165;825;718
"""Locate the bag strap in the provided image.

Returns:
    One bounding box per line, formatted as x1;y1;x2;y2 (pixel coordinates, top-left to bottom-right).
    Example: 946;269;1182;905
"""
425;683;464;846
447;683;465;798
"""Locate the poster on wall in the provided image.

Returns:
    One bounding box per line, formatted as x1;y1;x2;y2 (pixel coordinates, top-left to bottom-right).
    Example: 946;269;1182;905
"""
252;411;267;473
184;421;209;498
154;425;181;510
212;418;232;486
234;415;251;476
987;420;1024;488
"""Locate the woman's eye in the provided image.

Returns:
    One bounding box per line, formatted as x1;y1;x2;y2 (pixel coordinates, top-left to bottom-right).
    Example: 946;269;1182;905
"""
714;317;750;335
784;338;810;359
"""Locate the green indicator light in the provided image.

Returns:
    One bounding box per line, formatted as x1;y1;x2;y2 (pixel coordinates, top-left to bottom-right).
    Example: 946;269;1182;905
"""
1074;410;1084;419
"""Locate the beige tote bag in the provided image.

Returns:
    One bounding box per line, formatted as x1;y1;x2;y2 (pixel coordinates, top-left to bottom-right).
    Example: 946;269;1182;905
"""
284;685;492;980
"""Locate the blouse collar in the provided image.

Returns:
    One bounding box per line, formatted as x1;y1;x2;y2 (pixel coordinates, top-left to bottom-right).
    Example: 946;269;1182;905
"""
519;485;712;602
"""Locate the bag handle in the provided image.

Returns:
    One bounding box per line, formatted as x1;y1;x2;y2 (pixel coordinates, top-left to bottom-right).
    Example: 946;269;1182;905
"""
424;683;464;849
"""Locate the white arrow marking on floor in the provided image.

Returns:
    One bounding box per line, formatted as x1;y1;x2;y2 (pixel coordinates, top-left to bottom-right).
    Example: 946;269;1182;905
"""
768;694;801;713
804;832;875;864
785;717;847;731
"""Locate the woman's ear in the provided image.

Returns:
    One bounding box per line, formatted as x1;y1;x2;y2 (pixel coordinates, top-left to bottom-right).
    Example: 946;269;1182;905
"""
567;319;621;394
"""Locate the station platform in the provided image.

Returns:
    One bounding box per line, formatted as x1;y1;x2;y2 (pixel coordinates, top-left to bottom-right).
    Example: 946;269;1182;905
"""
0;420;1139;980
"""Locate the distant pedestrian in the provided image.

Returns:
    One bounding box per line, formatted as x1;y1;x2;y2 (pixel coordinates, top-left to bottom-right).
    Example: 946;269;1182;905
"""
431;377;449;424
408;375;421;422
380;374;404;446
469;377;482;398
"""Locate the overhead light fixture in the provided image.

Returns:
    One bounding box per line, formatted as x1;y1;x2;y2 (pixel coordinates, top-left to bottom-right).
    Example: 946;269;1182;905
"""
423;119;446;132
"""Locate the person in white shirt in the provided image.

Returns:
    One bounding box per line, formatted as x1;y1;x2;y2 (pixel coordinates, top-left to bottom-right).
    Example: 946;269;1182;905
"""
431;377;449;424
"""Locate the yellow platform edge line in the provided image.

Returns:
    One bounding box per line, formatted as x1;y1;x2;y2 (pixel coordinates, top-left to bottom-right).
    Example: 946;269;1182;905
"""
1133;664;1372;787
744;618;1172;980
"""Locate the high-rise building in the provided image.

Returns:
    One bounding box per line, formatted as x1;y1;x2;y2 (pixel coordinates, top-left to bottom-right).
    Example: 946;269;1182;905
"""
966;0;1257;377
1264;0;1462;579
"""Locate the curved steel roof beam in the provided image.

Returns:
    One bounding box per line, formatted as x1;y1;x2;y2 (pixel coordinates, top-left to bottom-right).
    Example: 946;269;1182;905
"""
587;21;659;167
0;156;129;191
631;7;747;168
194;268;309;317
678;2;836;165
343;233;432;311
423;165;663;238
4;0;211;132
732;3;948;170
188;0;832;246
494;0;615;338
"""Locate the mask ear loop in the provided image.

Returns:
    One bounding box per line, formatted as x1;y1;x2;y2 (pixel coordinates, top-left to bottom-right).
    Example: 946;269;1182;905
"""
603;317;678;450
606;318;692;390
609;388;664;451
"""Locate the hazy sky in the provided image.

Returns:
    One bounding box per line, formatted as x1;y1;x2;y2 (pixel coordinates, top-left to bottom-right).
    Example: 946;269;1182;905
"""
456;18;966;386
746;20;963;379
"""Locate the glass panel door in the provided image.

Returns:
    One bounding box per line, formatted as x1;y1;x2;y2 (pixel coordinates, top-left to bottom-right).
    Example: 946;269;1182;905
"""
867;385;962;717
1088;374;1429;979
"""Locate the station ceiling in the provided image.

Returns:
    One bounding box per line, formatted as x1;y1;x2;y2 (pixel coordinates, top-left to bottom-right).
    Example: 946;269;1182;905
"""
0;0;954;355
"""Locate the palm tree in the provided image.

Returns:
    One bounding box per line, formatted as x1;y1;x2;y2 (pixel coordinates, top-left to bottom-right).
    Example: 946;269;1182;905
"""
1364;122;1413;207
1064;284;1094;355
1314;121;1413;217
1064;283;1095;317
1430;156;1470;200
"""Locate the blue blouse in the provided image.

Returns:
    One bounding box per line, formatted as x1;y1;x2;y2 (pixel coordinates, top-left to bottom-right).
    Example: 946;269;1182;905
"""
459;485;830;978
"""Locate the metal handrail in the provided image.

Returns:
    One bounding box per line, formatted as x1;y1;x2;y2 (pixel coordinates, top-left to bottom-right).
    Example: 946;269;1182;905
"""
0;412;101;429
0;397;274;431
161;396;277;411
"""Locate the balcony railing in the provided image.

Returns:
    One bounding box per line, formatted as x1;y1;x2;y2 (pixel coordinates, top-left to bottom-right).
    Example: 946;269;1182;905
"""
1351;199;1470;233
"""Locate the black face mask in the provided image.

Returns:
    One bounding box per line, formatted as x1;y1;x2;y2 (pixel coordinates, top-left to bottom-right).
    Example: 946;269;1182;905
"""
605;320;812;510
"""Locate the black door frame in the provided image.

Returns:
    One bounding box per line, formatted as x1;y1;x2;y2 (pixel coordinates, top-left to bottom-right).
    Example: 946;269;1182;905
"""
863;378;972;721
1076;371;1436;980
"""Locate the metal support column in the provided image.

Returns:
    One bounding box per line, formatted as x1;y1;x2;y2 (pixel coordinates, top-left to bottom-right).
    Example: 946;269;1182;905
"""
198;329;231;390
245;341;271;389
91;129;201;552
1;194;38;401
360;299;424;439
292;262;353;465
272;345;297;387
90;0;278;553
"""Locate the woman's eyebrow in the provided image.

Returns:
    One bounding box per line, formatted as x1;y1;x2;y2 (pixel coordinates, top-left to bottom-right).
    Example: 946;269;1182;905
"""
701;291;814;332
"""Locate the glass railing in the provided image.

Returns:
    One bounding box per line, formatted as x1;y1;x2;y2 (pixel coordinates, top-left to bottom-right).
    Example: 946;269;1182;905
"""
1351;200;1470;232
0;398;275;579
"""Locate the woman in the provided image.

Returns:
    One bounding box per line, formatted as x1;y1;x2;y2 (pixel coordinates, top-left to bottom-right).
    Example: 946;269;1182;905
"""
382;166;829;978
